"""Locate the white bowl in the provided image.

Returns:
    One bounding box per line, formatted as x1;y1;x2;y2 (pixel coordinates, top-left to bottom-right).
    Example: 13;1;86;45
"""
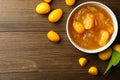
66;1;118;53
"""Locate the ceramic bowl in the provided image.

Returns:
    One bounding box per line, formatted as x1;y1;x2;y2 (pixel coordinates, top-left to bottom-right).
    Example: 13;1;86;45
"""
66;1;118;53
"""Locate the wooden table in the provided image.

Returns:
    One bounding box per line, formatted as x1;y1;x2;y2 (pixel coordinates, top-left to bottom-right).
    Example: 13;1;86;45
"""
0;0;120;80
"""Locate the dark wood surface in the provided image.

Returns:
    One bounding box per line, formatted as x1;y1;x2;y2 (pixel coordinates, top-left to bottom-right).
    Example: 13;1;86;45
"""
0;0;120;80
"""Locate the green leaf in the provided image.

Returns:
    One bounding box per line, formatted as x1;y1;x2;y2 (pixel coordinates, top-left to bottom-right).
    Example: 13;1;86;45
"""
104;50;120;74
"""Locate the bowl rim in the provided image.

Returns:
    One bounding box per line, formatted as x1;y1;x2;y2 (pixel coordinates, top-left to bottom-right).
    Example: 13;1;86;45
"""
66;1;118;53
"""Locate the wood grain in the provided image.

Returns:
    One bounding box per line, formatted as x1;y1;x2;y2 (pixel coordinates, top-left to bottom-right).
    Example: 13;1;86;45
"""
0;0;119;80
